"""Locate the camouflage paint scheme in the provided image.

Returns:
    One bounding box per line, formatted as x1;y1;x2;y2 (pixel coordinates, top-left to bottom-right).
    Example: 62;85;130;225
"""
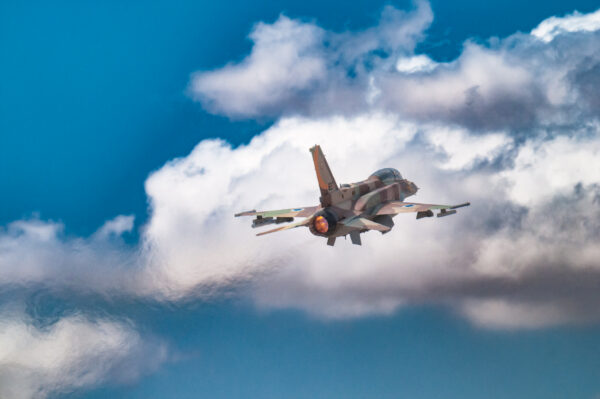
235;145;470;246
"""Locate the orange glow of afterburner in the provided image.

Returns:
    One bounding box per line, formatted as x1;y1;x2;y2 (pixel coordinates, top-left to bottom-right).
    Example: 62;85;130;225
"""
314;215;329;234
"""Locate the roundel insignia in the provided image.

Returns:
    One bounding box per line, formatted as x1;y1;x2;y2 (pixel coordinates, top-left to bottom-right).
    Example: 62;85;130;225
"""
292;208;303;211
403;204;414;208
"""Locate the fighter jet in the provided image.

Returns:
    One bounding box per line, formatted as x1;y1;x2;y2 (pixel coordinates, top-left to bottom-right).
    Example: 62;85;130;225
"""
235;145;470;246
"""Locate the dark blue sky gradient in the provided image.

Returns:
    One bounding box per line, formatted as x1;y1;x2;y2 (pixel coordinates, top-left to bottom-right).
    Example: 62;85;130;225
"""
77;303;600;399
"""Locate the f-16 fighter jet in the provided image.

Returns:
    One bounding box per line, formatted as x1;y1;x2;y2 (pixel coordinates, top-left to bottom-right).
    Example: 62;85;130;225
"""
235;145;470;246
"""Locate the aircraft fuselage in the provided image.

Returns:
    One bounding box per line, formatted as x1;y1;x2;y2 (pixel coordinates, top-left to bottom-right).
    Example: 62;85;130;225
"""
309;168;419;240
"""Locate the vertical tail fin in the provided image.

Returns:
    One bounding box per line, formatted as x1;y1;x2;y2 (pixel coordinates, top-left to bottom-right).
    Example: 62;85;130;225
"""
310;145;339;207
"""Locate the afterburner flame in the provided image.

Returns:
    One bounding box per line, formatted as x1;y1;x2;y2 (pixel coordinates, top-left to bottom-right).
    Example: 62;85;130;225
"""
314;215;329;234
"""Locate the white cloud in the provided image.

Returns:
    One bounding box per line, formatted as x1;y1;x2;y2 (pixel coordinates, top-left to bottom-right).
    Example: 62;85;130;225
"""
0;311;167;399
424;126;512;170
189;1;434;118
190;3;600;132
94;214;135;239
500;133;600;206
1;3;600;359
12;3;600;397
334;0;433;60
0;217;137;292
140;113;421;298
2;115;600;330
139;111;600;329
376;41;571;130
460;299;571;329
531;7;600;42
395;54;437;73
190;16;327;117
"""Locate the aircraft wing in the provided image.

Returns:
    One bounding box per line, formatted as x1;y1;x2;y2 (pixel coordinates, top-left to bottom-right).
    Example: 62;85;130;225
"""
375;201;470;218
235;206;320;234
235;206;319;219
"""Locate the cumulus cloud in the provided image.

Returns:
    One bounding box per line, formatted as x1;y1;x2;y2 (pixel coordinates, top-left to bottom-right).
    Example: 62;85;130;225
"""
94;215;135;239
7;113;598;329
4;114;595;331
0;216;138;294
2;7;600;379
189;0;433;118
395;54;437;73
190;15;327;117
500;131;600;205
176;3;600;328
140;114;420;298
0;310;167;399
423;126;511;170
531;7;600;42
190;3;600;133
137;111;600;330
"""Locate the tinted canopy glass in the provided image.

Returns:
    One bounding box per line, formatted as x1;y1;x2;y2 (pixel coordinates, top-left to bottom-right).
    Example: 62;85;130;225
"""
371;168;402;182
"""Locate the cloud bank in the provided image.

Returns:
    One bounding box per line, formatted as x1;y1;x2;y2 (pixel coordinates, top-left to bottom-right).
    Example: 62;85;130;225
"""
190;1;434;118
0;309;167;399
151;3;600;327
190;2;600;133
141;116;600;329
2;2;600;324
4;114;599;329
3;4;600;395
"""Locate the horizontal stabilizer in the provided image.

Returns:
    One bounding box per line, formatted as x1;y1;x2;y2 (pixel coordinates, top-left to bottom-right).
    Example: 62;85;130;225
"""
342;217;391;233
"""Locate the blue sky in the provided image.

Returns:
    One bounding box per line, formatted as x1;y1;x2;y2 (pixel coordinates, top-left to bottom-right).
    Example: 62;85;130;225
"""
3;0;599;234
2;0;600;398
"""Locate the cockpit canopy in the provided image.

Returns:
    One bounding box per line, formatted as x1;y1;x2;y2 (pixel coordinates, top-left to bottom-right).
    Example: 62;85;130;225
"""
370;168;403;184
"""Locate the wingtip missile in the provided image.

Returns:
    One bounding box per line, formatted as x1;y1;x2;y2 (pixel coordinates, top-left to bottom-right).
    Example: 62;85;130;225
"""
450;202;470;209
235;209;256;217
